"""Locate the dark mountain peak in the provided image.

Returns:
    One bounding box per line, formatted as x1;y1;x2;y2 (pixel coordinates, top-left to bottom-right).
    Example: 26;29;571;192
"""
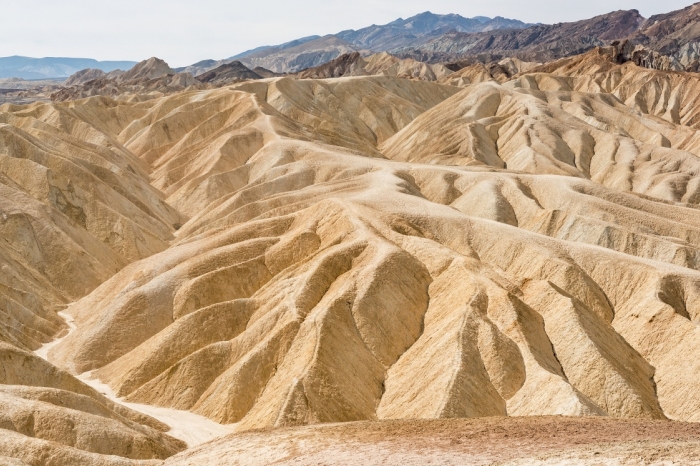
296;52;365;78
195;61;262;83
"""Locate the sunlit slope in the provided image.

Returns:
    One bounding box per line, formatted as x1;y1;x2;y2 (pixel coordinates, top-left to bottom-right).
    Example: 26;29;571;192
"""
0;98;183;351
514;46;700;130
0;342;185;465
32;74;700;431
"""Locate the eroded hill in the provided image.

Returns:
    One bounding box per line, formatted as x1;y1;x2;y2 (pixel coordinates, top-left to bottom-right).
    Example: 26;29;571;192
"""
3;51;700;464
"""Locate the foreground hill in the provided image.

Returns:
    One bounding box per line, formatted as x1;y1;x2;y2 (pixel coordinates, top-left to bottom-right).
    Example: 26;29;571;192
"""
165;418;700;465
3;47;700;463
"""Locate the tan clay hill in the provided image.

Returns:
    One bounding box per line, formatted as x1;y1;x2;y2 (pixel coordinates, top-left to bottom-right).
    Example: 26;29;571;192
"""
296;52;454;81
3;44;700;464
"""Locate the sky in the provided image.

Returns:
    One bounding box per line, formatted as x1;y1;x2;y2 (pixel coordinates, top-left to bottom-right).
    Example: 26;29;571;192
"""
1;0;694;67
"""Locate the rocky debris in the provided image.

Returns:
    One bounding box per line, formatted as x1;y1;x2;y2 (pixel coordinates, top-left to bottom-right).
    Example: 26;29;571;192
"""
295;52;367;78
438;57;541;86
611;40;686;70
392;4;700;72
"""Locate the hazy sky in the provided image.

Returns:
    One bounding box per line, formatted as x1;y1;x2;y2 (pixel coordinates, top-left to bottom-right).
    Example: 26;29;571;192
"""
2;0;694;67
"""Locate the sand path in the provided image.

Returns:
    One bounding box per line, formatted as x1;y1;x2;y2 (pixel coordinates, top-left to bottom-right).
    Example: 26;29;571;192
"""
35;311;234;447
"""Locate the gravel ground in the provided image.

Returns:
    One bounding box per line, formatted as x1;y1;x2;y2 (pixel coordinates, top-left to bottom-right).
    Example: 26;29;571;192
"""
164;417;700;465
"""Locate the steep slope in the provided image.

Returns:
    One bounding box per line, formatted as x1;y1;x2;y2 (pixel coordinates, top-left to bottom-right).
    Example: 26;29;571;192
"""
231;36;322;61
173;59;218;77
116;57;175;83
515;44;700;129
0;96;183;352
6;39;700;465
0;342;185;465
630;2;700;68
227;13;531;75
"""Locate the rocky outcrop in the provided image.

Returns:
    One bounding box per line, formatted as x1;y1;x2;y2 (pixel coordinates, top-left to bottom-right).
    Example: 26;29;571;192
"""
196;62;262;83
116;57;175;83
64;68;108;86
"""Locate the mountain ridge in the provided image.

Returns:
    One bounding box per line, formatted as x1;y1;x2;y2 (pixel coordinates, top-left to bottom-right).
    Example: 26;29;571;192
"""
0;56;137;79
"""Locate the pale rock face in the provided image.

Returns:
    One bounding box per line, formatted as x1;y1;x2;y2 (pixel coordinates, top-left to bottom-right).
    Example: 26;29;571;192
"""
117;57;175;83
2;52;700;464
64;68;108;86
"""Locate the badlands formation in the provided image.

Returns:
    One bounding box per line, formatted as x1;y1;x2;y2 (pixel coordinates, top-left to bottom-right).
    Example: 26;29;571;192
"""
4;40;700;464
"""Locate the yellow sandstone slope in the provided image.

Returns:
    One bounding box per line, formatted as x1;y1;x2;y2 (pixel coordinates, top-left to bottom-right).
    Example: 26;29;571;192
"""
2;63;700;464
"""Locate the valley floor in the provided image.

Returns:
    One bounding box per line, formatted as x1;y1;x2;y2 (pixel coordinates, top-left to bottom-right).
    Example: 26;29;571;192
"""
164;417;700;465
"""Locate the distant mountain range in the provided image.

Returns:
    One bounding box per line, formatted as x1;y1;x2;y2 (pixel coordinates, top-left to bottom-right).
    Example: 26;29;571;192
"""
227;12;534;72
336;12;533;51
227;4;700;73
396;3;700;68
395;9;646;63
0;56;137;79
9;4;700;80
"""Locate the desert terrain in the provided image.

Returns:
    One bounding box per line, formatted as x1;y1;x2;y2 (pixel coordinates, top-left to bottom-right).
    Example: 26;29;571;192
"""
3;3;700;465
